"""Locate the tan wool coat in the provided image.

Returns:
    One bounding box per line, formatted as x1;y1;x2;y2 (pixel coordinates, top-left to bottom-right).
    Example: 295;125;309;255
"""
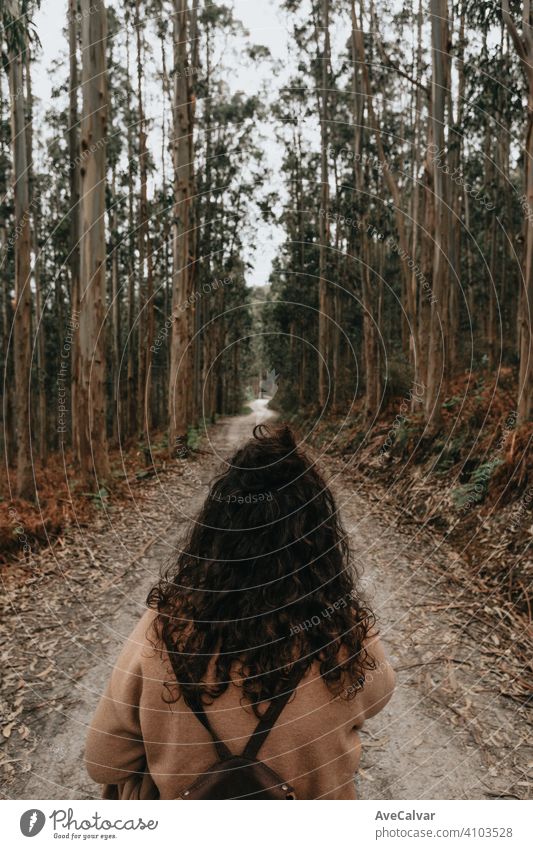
85;610;395;800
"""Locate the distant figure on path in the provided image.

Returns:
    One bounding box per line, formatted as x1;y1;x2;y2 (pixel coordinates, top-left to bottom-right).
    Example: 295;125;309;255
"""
259;368;280;401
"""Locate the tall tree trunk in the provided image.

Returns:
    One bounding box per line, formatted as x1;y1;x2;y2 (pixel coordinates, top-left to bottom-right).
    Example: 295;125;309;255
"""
351;0;383;415
409;0;424;387
168;0;193;451
463;187;474;317
160;16;172;427
295;125;310;406
446;0;465;377
24;47;46;465
110;164;121;443
7;2;33;498
77;0;110;483
502;1;533;423
201;16;215;421
69;0;81;458
317;0;330;409
487;136;498;371
134;0;150;438
361;237;381;416
0;71;11;461
125;10;137;438
332;149;341;409
518;105;533;422
425;0;450;429
1;57;15;466
353;0;419;407
144;236;155;437
188;0;200;427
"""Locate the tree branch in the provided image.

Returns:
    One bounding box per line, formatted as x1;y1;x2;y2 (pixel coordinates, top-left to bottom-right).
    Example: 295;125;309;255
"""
502;0;532;84
370;3;430;101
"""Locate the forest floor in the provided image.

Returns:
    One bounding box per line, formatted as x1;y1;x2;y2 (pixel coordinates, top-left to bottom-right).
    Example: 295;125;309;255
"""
1;400;530;800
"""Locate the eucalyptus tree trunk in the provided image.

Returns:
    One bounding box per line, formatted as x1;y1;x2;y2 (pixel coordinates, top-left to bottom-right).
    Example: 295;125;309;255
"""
351;0;383;416
353;0;425;412
144;235;154;437
409;0;423;403
134;0;151;438
125;8;137;437
317;0;330;409
77;0;110;483
486;128;498;371
425;0;450;430
110;164;121;443
0;69;14;465
189;0;200;427
168;0;193;451
361;237;381;416
296;123;308;406
24;50;46;464
68;0;81;456
7;0;33;498
348;0;365;410
446;1;465;377
201;15;216;422
502;1;533;423
330;50;341;408
499;88;513;348
160;18;172;426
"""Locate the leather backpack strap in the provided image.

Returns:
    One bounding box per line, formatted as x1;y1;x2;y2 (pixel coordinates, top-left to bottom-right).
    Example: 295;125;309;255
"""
242;686;295;760
164;632;297;764
188;694;233;762
163;632;232;762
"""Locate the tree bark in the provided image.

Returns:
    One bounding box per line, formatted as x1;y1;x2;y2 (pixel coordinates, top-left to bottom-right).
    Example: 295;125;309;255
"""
7;1;33;498
77;0;110;483
201;15;214;421
24;46;47;465
188;0;200;427
353;0;420;407
425;0;450;429
160;17;172;427
0;67;15;466
446;0;465;377
69;0;81;458
125;9;137;438
168;0;193;451
502;0;533;422
110;164;121;443
317;0;330;409
134;0;151;438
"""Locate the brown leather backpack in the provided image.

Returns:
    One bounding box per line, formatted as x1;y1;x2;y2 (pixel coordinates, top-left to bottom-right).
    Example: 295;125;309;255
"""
177;690;297;800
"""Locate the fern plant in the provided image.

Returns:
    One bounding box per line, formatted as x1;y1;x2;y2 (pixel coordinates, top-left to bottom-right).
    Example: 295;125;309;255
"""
451;459;502;510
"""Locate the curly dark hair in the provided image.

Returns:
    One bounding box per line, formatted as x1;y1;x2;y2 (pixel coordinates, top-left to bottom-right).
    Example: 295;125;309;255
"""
147;424;375;717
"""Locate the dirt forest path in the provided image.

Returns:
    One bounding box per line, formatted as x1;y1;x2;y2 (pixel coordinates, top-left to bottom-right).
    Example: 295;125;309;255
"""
1;401;528;800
